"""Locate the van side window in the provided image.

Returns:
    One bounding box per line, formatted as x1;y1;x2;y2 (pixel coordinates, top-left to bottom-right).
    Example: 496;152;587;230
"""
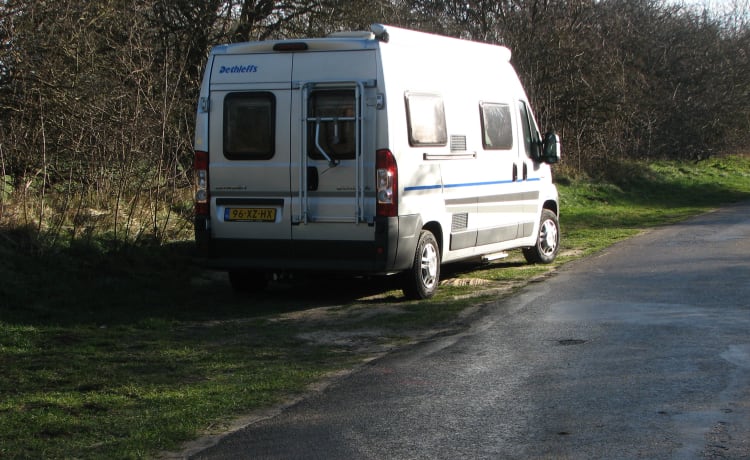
480;102;513;150
223;92;275;160
307;90;356;161
405;92;447;147
518;100;541;159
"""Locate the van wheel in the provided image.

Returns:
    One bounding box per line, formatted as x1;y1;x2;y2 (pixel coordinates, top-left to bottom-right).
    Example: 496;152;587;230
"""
523;209;560;264
403;230;440;300
228;269;268;293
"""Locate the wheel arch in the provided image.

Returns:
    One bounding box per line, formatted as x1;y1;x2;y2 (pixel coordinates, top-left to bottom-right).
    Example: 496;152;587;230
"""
421;221;443;258
543;199;558;217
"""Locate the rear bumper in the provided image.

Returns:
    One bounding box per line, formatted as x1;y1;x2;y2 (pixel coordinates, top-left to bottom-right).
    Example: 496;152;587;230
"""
194;214;420;274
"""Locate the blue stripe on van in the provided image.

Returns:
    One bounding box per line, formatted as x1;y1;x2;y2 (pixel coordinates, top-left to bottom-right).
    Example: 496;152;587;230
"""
404;177;540;192
404;184;442;191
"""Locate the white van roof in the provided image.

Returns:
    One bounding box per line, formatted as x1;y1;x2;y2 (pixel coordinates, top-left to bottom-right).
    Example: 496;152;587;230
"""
367;24;512;62
209;24;512;63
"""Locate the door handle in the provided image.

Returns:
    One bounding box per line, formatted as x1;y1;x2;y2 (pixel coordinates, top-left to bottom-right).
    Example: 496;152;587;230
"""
512;164;518;182
307;166;319;191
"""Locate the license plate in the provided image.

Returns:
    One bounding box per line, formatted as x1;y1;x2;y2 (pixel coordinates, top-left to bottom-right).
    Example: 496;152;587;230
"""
224;207;276;222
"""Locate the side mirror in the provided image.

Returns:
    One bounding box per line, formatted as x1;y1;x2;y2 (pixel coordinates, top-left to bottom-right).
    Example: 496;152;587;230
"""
542;132;561;164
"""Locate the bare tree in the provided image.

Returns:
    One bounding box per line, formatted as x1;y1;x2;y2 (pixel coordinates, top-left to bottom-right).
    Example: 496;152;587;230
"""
1;0;748;244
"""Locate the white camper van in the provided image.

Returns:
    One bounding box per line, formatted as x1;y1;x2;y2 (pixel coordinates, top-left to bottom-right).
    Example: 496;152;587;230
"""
194;24;561;299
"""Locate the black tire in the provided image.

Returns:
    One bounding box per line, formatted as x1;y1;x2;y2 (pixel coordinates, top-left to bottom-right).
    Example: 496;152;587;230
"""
228;269;268;293
402;230;441;300
523;209;560;264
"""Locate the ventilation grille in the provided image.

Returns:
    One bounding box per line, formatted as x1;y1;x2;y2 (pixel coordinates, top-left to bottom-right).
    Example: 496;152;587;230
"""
452;213;468;232
450;135;467;152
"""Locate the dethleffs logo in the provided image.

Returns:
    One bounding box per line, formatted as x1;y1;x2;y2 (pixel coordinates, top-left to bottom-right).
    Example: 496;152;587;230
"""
219;64;258;74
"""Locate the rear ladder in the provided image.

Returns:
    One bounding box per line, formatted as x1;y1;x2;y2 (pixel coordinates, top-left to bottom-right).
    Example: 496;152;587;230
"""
296;80;371;225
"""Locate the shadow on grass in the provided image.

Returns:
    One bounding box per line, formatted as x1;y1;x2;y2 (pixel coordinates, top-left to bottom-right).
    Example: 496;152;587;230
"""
0;227;412;327
0;225;535;329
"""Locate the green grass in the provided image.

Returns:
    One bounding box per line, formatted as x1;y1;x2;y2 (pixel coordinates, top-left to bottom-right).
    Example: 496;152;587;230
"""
0;310;340;458
558;155;750;255
1;155;749;458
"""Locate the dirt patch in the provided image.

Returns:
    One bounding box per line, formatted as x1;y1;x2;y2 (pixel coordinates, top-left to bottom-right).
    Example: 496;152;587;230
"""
440;277;492;286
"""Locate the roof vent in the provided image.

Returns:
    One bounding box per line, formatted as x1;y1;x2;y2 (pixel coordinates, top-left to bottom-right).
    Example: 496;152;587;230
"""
328;31;375;40
370;24;389;42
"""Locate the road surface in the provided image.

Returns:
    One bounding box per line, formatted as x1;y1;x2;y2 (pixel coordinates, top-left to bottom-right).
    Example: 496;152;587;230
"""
193;201;750;459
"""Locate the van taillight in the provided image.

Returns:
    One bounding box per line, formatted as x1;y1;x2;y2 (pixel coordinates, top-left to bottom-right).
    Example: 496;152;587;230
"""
194;150;209;217
376;149;397;217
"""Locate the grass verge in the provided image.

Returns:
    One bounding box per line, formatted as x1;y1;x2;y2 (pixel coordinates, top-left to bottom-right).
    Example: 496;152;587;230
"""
1;155;749;458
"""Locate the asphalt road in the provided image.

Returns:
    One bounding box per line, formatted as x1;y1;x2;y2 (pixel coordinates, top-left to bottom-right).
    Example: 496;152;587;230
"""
193;202;750;459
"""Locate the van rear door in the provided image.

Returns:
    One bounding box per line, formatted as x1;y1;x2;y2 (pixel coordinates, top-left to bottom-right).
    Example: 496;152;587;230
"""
208;53;293;244
288;51;378;242
207;49;379;267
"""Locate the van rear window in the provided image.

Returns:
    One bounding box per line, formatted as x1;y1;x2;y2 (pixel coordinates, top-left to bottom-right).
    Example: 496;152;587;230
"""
405;92;447;147
223;92;275;160
480;102;513;150
307;90;357;161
